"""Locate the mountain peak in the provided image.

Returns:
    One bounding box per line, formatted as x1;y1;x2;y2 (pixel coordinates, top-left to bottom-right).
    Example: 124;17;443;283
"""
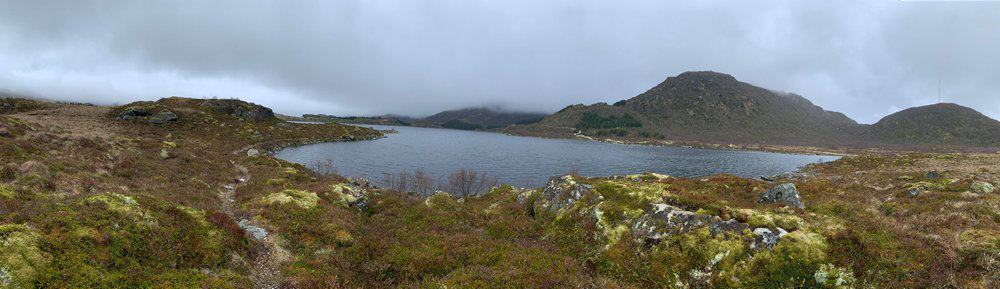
670;71;738;83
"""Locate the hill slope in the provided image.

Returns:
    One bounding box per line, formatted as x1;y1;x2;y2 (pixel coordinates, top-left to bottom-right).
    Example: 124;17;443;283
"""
415;107;545;130
867;103;1000;147
510;71;863;146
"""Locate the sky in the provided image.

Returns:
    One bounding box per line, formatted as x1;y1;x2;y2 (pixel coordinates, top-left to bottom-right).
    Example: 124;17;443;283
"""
1;1;999;123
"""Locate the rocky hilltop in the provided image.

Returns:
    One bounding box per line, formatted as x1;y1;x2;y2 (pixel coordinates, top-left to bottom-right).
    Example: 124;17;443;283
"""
867;103;1000;148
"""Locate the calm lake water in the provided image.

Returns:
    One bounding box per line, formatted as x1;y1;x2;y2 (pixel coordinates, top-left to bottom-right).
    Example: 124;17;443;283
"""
275;125;839;188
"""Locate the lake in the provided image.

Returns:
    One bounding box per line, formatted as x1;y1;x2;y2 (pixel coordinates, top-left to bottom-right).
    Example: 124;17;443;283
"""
275;125;840;189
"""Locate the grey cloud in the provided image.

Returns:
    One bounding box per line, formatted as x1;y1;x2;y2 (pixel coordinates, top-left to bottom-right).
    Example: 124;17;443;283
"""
0;0;998;122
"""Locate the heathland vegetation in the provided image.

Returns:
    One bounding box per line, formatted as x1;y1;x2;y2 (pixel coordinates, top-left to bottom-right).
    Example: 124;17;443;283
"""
1;96;998;288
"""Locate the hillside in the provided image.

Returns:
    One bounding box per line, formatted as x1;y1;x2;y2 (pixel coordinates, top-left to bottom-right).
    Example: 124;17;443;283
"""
867;103;1000;148
509;71;862;146
298;114;412;126
415;107;545;130
509;71;1000;150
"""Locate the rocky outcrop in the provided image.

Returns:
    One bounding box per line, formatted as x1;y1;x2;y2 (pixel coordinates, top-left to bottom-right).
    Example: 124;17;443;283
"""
632;203;748;246
759;183;805;209
201;99;275;121
117;107;179;125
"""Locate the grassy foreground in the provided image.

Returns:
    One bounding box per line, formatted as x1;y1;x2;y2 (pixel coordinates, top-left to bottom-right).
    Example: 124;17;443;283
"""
1;97;997;288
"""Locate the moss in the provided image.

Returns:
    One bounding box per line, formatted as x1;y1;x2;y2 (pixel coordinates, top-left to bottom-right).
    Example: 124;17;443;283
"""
0;223;49;289
424;191;458;209
0;184;14;200
84;192;156;225
334;230;353;245
161;141;177;148
261;189;319;209
957;229;1000;270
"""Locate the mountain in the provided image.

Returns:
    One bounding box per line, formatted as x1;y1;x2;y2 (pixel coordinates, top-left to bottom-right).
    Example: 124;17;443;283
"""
867;103;1000;148
415;107;546;130
509;71;863;146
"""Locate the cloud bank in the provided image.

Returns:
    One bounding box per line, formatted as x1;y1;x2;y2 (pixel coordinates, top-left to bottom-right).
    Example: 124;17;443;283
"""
1;0;998;123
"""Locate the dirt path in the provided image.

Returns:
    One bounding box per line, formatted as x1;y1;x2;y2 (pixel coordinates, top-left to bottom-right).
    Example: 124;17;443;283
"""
220;161;287;289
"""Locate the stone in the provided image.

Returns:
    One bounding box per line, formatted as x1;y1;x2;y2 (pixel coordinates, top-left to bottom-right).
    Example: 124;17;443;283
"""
905;188;922;197
537;175;591;213
238;219;267;240
924;171;943;179
750;227;784;250
759;183;805;209
246;148;260;157
159;149;171;159
971;181;995;194
147;111;178;124
632;203;748;245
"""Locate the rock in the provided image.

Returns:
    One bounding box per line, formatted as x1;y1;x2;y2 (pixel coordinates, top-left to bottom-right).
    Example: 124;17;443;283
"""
238;219;268;240
750;227;785;250
246;148;260;157
905;188;922;197
537;175;591;213
924;171;943;179
330;183;369;210
119;108;151;120
971;181;995;194
147;111;178;124
759;183;805;209
632;203;748;245
159;149;171;159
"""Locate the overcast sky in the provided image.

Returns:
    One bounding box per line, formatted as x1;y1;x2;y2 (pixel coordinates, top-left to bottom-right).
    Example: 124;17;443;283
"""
1;1;998;123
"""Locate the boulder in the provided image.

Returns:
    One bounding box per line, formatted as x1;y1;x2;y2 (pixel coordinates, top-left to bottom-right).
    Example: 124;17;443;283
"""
924;171;943;179
147;111;178;124
632;203;748;245
971;181;995;194
750;227;786;250
119;108;151;120
905;188;922;197
238;219;268;240
759;183;805;209
537;175;591;213
246;148;260;157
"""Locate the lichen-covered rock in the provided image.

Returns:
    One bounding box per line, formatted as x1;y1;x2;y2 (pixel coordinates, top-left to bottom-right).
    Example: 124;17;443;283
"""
759;183;805;209
147;111;178;124
750;227;786;250
970;181;995;194
261;189;319;209
329;183;369;209
0;224;50;289
238;219;268;240
633;203;748;246
814;263;857;288
537;175;591;214
924;171;943;179
246;148;260;157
